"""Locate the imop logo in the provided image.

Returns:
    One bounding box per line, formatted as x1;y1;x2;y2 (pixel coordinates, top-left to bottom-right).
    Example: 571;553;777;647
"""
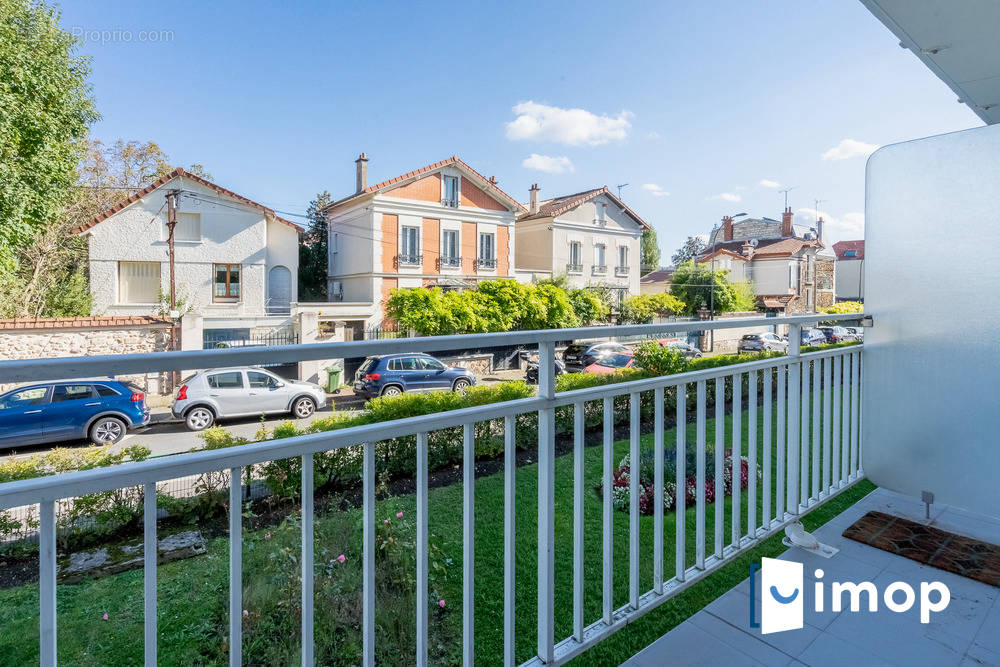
760;557;803;634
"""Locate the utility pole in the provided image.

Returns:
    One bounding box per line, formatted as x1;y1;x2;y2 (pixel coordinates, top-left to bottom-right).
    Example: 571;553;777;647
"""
165;190;180;390
165;189;179;311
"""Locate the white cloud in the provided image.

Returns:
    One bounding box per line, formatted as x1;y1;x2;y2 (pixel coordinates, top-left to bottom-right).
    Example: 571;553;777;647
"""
506;101;633;146
521;153;574;174
641;183;670;197
759;179;781;188
795;207;865;242
822;138;879;161
710;192;741;202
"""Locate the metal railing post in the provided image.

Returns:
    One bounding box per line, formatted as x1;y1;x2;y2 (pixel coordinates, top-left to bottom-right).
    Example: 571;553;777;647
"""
537;341;556;663
786;324;801;517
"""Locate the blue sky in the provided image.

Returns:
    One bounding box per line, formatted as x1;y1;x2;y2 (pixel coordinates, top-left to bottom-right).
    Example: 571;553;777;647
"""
58;0;981;262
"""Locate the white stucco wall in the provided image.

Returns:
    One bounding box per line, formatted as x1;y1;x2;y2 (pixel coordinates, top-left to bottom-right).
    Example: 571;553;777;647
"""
84;176;299;319
747;257;795;294
835;259;864;300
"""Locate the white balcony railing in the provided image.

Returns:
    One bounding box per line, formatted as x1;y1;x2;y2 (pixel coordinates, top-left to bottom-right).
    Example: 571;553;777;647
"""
0;314;863;667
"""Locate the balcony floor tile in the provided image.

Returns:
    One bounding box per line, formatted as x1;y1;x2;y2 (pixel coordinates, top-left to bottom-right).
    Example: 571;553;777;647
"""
625;487;1000;666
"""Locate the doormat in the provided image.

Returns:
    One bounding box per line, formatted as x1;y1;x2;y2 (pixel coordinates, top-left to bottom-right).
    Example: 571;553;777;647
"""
843;511;1000;587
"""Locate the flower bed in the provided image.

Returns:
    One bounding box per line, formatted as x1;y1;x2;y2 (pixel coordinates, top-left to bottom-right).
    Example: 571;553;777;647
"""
607;449;758;515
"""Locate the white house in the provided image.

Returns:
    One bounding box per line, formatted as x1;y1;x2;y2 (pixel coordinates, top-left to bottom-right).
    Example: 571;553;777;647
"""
699;208;836;314
322;155;526;322
514;185;647;303
74;168;303;325
833;240;864;301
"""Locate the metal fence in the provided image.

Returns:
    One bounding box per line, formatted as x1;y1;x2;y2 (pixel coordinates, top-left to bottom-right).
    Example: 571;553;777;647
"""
0;313;864;667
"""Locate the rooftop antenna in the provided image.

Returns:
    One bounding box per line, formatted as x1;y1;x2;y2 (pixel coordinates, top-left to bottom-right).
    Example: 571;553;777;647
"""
814;198;827;222
779;186;797;209
616;183;629;198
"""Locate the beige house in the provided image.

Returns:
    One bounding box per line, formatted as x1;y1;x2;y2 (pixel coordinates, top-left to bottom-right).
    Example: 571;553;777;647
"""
514;186;648;304
699;207;835;314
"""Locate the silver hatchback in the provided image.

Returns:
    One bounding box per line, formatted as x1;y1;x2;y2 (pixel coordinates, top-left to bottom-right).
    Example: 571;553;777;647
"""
171;367;327;431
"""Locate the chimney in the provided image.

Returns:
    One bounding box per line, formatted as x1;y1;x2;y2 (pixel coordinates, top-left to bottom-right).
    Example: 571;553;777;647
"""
722;215;734;242
816;216;824;244
529;183;540;214
355;153;368;193
781;206;794;237
742;240;754;259
488;175;497;186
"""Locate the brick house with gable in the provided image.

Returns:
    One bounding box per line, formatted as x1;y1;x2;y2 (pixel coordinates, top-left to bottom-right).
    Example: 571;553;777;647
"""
322;155;526;322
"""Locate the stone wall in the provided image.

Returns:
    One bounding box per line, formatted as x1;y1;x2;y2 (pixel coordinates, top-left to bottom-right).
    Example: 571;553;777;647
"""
0;316;174;396
816;259;835;309
695;311;780;354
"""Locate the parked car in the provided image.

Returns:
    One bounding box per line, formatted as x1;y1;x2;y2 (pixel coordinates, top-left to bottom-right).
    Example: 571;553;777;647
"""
524;357;566;384
658;339;703;359
562;341;630;372
816;326;852;344
353;354;475;399
843;327;864;342
801;328;827;346
738;332;788;353
0;379;150;447
585;351;635;374
172;367;327;431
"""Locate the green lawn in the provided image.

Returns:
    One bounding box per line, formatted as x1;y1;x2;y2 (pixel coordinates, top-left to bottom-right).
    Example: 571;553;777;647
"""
0;390;873;666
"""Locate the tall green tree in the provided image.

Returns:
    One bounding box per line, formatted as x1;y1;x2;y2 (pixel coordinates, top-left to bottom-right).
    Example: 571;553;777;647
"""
298;191;332;301
670;235;708;266
669;260;741;315
640;228;661;273
0;0;99;249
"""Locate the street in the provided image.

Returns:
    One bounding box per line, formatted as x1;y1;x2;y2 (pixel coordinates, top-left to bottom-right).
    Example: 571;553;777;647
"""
0;368;528;462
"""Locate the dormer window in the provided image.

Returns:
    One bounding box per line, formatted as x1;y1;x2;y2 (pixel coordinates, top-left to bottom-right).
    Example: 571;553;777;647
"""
443;175;459;207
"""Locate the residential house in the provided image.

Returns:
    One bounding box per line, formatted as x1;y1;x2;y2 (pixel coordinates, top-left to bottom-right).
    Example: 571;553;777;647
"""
699;207;835;313
322;155;526;323
514;185;648;304
639;267;676;294
833;239;865;301
74;168;303;329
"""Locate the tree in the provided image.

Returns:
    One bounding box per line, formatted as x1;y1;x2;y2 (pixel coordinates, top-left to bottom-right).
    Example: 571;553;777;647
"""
641;228;661;273
0;0;99;249
668;261;741;315
619;292;686;324
820;301;863;314
298;191;332;301
671;236;708;266
566;288;607;325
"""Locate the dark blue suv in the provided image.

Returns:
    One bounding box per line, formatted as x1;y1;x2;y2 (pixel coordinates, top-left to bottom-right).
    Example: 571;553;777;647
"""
353;354;476;398
0;380;150;447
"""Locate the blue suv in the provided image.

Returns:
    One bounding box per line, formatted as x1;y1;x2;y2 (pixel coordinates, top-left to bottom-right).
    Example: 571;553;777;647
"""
0;380;150;447
353;354;476;398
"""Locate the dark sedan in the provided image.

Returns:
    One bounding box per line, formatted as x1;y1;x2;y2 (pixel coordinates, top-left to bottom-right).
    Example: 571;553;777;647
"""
561;341;630;373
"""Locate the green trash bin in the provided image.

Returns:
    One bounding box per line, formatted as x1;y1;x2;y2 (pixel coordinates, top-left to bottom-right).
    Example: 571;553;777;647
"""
326;366;342;394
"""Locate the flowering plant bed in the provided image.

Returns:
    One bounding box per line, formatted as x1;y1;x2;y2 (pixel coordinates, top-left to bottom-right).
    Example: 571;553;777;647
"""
606;449;758;515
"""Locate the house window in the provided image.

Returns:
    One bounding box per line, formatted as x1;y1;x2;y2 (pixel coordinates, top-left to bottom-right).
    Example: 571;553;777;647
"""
789;263;799;290
844;250;856;258
568;241;582;272
478;232;496;269
618;245;628;268
443;175;459;207
442;229;459;267
214;263;241;301
595;243;606;267
172;212;201;242
400;226;420;264
596;202;607;224
118;261;161;304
